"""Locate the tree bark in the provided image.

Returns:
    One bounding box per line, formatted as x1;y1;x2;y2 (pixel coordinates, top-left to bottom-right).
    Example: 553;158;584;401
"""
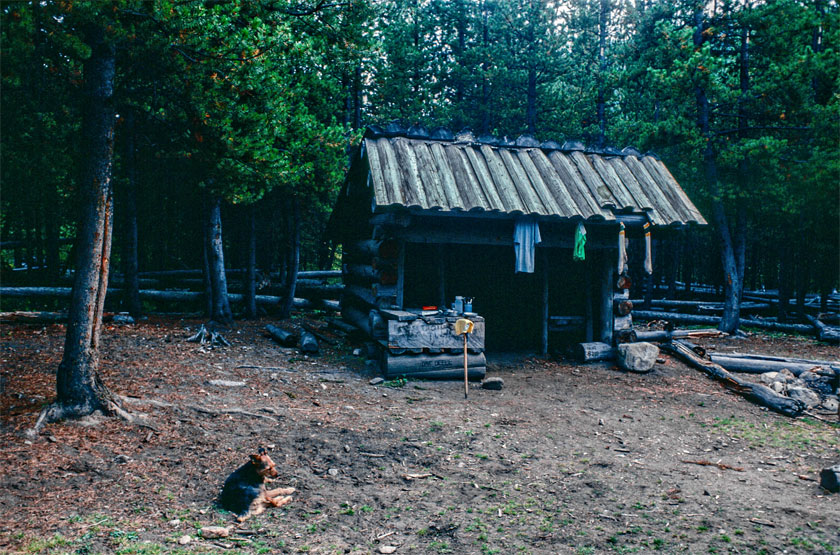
279;198;300;320
121;110;142;318
662;341;804;417
51;24;119;422
694;6;741;335
205;196;232;324
596;0;609;148
245;204;258;319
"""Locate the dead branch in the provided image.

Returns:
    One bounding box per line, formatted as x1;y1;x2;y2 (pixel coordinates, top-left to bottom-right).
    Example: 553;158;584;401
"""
681;459;744;472
119;395;278;422
187;324;231;347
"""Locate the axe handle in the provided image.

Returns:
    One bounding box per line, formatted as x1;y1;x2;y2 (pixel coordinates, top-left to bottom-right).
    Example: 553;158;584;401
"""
463;333;469;399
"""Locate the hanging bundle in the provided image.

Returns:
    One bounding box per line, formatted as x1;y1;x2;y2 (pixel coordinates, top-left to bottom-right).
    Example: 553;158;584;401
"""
617;222;627;274
643;221;653;275
573;222;587;261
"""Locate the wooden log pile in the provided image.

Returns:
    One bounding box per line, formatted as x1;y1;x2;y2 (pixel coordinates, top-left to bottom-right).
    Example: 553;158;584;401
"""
661;340;805;417
341;238;401;313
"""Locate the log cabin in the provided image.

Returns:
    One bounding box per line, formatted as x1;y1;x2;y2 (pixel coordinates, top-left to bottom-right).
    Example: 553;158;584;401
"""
329;123;706;376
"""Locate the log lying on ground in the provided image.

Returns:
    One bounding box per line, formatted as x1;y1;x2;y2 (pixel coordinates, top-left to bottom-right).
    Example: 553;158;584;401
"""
319;299;341;311
710;352;840;368
0;311;134;324
327;317;355;334
299;330;319;354
298;270;342;279
265;324;296;347
383;351;487;380
576;342;615;362
342;305;372;336
632;310;814;334
0;286;323;310
634;328;728;342
0;311;68;324
630;299;769;312
137;268;341;280
661;340;805;417
805;314;840;344
708;353;839;376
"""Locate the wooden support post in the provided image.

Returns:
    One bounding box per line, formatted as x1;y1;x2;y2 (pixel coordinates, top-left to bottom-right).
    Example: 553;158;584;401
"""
599;252;615;345
396;240;405;309
541;250;549;356
585;258;594;342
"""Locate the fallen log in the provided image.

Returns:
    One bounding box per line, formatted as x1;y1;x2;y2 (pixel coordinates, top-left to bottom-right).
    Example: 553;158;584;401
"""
629;299;769;312
302;323;339;346
708;353;838;376
805;314;840;344
0;311;68;323
634;329;728;342
297;270;341;279
327;317;356;334
632;310;815;334
708;352;840;369
661;340;805;417
631;310;720;326
0;286;314;309
319;299;341;311
383;351;487;380
342;304;372;336
0;311;134;324
265;325;296;347
299;330;319;354
576;342;615;362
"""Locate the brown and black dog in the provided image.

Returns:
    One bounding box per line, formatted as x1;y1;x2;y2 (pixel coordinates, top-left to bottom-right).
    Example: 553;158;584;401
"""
219;448;295;522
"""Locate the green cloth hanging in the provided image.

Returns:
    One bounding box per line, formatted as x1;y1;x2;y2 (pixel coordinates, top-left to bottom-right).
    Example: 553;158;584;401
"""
573;222;586;261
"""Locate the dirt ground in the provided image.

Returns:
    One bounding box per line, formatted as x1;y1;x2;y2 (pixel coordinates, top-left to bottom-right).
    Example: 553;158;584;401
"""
1;315;838;555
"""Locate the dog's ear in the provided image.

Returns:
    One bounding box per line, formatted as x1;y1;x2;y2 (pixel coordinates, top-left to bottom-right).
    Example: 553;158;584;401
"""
257;446;267;456
250;454;261;464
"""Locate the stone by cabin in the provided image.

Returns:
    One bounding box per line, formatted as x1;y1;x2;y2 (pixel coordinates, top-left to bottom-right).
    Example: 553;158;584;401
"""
329;123;706;378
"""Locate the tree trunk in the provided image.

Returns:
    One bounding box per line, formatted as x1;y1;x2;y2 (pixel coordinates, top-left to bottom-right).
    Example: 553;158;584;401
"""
245;204;258;319
205;196;232;324
121;110;142;318
479;4;491;135
778;243;792;321
51;24;119;422
694;6;741;335
202;212;213;318
526;66;537;136
596;0;609;148
279;198;300;320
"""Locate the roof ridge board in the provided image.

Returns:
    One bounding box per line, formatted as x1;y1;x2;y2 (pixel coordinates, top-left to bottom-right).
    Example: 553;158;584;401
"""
365;126;654;160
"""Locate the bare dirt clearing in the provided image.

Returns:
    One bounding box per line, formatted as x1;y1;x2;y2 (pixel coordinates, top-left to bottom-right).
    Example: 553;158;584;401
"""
1;316;838;554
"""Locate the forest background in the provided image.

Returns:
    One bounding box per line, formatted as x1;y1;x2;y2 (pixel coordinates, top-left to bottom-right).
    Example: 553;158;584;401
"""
2;0;838;325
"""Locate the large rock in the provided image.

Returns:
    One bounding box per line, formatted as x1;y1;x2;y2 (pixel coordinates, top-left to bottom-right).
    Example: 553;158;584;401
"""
820;465;840;493
759;372;780;385
787;386;821;408
617;342;659;373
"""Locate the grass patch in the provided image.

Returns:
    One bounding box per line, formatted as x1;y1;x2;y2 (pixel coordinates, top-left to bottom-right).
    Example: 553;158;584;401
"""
711;415;839;451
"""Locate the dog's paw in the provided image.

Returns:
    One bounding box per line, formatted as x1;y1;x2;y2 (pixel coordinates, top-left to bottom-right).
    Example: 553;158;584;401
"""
270;495;293;508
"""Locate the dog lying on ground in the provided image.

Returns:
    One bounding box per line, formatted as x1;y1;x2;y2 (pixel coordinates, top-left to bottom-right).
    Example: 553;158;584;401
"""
219;448;295;522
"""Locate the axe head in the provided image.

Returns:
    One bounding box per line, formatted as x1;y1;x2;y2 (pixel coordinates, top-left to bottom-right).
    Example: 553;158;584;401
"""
455;318;474;336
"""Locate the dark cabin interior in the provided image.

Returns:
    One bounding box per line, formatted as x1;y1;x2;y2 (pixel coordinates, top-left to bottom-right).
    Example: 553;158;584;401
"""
403;243;598;351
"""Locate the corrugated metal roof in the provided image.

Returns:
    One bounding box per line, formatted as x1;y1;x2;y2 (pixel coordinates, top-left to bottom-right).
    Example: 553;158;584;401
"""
363;135;706;226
